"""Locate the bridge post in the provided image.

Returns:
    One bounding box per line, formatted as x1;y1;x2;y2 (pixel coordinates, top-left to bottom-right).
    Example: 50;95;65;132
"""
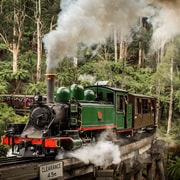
93;136;167;180
147;162;155;180
155;158;166;180
134;172;142;180
151;139;167;180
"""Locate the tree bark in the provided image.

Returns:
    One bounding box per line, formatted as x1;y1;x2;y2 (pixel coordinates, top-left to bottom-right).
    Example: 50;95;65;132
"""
114;28;118;62
167;57;174;134
36;0;42;81
138;41;143;68
12;0;25;73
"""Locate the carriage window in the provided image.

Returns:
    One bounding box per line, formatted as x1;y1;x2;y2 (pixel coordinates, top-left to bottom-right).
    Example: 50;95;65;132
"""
117;95;125;112
137;98;142;114
135;98;138;114
142;99;148;113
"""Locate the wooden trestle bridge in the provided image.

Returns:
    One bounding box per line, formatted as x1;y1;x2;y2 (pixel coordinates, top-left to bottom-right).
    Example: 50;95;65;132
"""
0;133;167;180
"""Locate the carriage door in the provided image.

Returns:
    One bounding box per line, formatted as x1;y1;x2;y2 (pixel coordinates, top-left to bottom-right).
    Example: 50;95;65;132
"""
116;95;127;129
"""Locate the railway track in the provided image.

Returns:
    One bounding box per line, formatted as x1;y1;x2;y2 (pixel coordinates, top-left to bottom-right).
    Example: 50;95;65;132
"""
0;156;52;168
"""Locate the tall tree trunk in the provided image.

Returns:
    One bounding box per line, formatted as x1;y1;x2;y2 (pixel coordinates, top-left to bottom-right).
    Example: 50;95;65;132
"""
155;50;162;127
120;39;127;67
12;0;25;73
138;41;143;68
36;0;42;81
155;79;161;127
120;40;124;60
12;37;18;73
120;32;125;65
103;44;108;61
114;28;118;62
124;41;127;67
167;57;174;134
13;1;18;73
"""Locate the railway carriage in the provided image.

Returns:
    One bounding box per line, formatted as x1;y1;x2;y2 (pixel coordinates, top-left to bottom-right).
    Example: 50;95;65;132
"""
128;93;156;130
0;94;46;115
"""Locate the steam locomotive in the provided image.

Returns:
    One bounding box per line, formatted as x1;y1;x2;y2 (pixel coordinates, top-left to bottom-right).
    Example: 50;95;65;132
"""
1;74;156;157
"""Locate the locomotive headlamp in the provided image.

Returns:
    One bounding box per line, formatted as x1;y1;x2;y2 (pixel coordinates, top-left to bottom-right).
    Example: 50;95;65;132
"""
5;126;15;136
34;95;39;102
34;93;43;103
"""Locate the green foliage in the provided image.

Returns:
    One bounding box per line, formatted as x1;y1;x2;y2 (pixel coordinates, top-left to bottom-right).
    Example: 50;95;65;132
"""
25;81;46;95
56;58;77;86
123;67;153;94
78;60;154;95
0;103;26;136
158;121;180;180
158;121;180;144
0;77;8;94
11;69;29;81
0;144;9;157
0;103;27;157
174;90;180;111
167;156;180;180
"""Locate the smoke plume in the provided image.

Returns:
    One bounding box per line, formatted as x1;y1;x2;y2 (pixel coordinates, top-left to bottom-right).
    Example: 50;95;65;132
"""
43;0;146;73
150;0;180;49
43;0;180;72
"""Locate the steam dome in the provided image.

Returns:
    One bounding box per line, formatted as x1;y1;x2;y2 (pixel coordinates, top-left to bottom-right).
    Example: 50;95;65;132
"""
84;89;95;101
70;84;84;100
56;87;70;102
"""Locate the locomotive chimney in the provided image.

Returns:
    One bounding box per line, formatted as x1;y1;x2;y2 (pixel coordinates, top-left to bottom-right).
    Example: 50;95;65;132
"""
45;74;56;103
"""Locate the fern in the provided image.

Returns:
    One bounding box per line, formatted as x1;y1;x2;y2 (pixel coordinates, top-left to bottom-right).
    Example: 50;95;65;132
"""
167;156;180;180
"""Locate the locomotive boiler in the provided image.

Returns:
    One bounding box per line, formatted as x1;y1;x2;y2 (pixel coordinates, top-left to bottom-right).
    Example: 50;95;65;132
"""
1;74;156;157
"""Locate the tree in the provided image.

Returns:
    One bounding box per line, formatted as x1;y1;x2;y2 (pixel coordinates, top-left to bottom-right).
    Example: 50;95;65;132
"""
35;0;42;82
114;28;118;62
0;0;27;73
167;56;174;134
165;41;179;134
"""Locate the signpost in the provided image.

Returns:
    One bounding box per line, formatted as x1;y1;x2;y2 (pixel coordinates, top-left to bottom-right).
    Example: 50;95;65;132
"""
40;161;63;180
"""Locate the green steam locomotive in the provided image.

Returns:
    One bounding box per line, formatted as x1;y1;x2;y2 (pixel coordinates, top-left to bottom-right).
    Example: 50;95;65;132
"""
1;74;156;157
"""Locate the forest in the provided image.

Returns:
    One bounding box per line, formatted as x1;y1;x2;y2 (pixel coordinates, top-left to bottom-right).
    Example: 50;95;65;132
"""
0;0;179;179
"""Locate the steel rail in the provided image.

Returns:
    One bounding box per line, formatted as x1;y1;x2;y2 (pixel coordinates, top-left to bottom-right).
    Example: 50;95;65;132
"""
0;156;51;168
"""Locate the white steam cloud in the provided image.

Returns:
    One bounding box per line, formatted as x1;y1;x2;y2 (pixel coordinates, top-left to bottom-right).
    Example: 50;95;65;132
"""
68;129;121;167
43;0;146;73
43;0;180;72
68;141;121;167
150;0;180;49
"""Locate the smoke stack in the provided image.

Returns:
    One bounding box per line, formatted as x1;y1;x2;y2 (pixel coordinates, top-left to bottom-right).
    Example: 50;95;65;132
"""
45;74;56;103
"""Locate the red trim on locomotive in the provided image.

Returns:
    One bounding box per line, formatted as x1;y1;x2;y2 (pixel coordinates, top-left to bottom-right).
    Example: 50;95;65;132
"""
1;136;72;148
44;137;72;148
1;136;43;145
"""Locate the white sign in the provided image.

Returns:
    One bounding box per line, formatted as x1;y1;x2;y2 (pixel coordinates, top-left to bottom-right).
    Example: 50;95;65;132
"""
40;161;63;180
